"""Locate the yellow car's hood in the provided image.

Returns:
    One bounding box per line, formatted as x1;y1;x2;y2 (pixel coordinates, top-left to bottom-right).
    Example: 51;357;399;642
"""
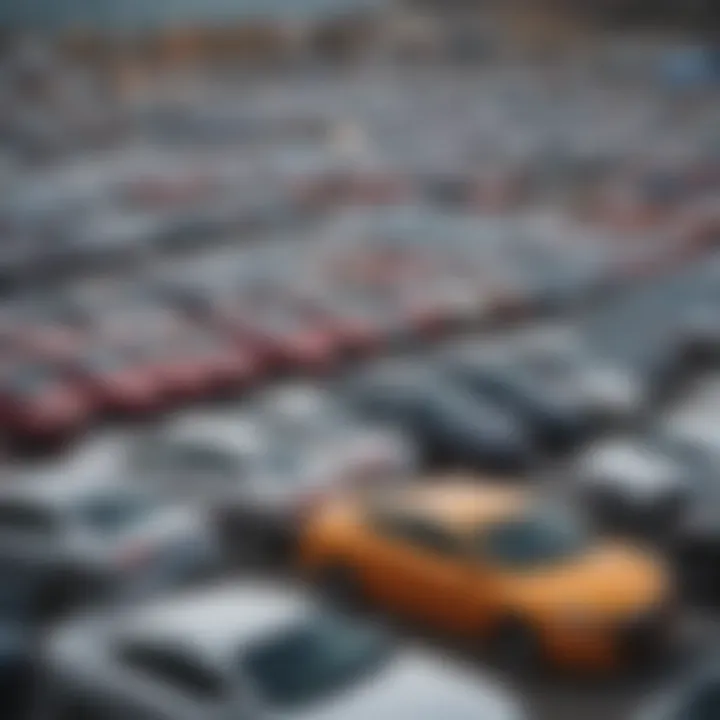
502;542;668;620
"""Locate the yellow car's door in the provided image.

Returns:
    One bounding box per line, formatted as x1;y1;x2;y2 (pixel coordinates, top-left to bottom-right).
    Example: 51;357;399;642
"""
357;512;483;635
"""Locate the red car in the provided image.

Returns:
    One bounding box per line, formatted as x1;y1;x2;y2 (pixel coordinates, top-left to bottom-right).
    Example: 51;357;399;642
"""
177;286;343;376
52;345;170;418
0;360;92;449
128;330;258;406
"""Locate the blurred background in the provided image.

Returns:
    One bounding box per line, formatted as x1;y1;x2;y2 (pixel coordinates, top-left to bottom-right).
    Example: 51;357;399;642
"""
0;2;719;720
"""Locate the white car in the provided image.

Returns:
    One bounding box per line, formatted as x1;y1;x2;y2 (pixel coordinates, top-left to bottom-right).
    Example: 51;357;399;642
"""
132;385;417;560
0;447;221;609
41;582;526;720
573;383;720;536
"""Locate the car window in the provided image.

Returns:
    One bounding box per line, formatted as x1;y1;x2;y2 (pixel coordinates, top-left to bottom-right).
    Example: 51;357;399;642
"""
242;613;390;708
370;511;462;557
474;506;590;569
0;502;57;539
120;643;224;700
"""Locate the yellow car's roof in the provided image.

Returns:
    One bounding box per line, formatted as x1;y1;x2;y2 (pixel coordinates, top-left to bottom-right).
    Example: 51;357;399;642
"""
366;477;527;530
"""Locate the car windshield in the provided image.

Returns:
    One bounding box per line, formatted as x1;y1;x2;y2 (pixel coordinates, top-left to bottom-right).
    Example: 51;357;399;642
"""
76;490;156;536
243;614;390;708
476;506;590;569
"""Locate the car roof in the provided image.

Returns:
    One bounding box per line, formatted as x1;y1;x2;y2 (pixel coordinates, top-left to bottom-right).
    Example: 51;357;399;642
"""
365;480;527;530
120;582;313;667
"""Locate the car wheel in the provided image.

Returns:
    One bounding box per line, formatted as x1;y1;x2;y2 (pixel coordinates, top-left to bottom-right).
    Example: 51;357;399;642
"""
487;618;544;677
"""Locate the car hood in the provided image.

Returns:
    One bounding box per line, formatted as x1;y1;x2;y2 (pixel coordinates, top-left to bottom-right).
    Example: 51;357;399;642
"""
505;543;668;619
281;650;521;720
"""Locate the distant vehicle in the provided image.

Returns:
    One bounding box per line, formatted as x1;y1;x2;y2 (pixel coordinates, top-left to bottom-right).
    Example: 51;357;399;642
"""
341;361;537;472
573;431;705;537
299;481;674;673
51;344;168;418
131;330;257;404
661;385;720;604
574;382;720;604
42;582;525;720
76;282;256;404
0;452;221;607
132;385;416;561
439;327;644;451
307;285;417;353
170;283;343;375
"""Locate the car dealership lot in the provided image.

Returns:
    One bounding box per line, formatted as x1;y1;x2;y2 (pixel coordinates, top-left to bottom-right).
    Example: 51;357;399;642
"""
0;52;718;719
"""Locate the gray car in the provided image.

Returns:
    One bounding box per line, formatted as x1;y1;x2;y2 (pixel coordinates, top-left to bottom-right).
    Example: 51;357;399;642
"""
0;447;221;608
41;582;526;720
131;385;416;560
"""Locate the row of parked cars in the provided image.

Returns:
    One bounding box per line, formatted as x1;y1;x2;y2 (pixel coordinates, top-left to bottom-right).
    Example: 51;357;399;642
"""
1;248;720;718
0;201;705;453
0;51;718;720
3;59;720;291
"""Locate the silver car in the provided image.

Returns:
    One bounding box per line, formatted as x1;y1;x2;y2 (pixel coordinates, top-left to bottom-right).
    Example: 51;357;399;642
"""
0;449;221;608
41;582;526;720
131;385;416;561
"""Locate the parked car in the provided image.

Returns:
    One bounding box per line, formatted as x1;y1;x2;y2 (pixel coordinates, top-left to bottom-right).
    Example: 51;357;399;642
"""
171;282;342;376
438;326;643;452
131;330;258;404
49;344;169;418
0;450;222;607
42;581;526;720
573;430;711;537
341;361;538;472
131;385;416;561
299;480;675;673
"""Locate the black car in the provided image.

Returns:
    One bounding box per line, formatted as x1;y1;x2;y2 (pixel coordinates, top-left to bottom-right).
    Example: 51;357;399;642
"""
340;361;537;473
437;329;643;452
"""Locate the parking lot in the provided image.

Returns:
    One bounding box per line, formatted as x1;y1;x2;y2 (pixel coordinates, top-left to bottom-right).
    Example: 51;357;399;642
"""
0;28;720;720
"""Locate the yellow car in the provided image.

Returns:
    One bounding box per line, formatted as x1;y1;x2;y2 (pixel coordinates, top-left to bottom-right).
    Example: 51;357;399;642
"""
298;479;674;672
